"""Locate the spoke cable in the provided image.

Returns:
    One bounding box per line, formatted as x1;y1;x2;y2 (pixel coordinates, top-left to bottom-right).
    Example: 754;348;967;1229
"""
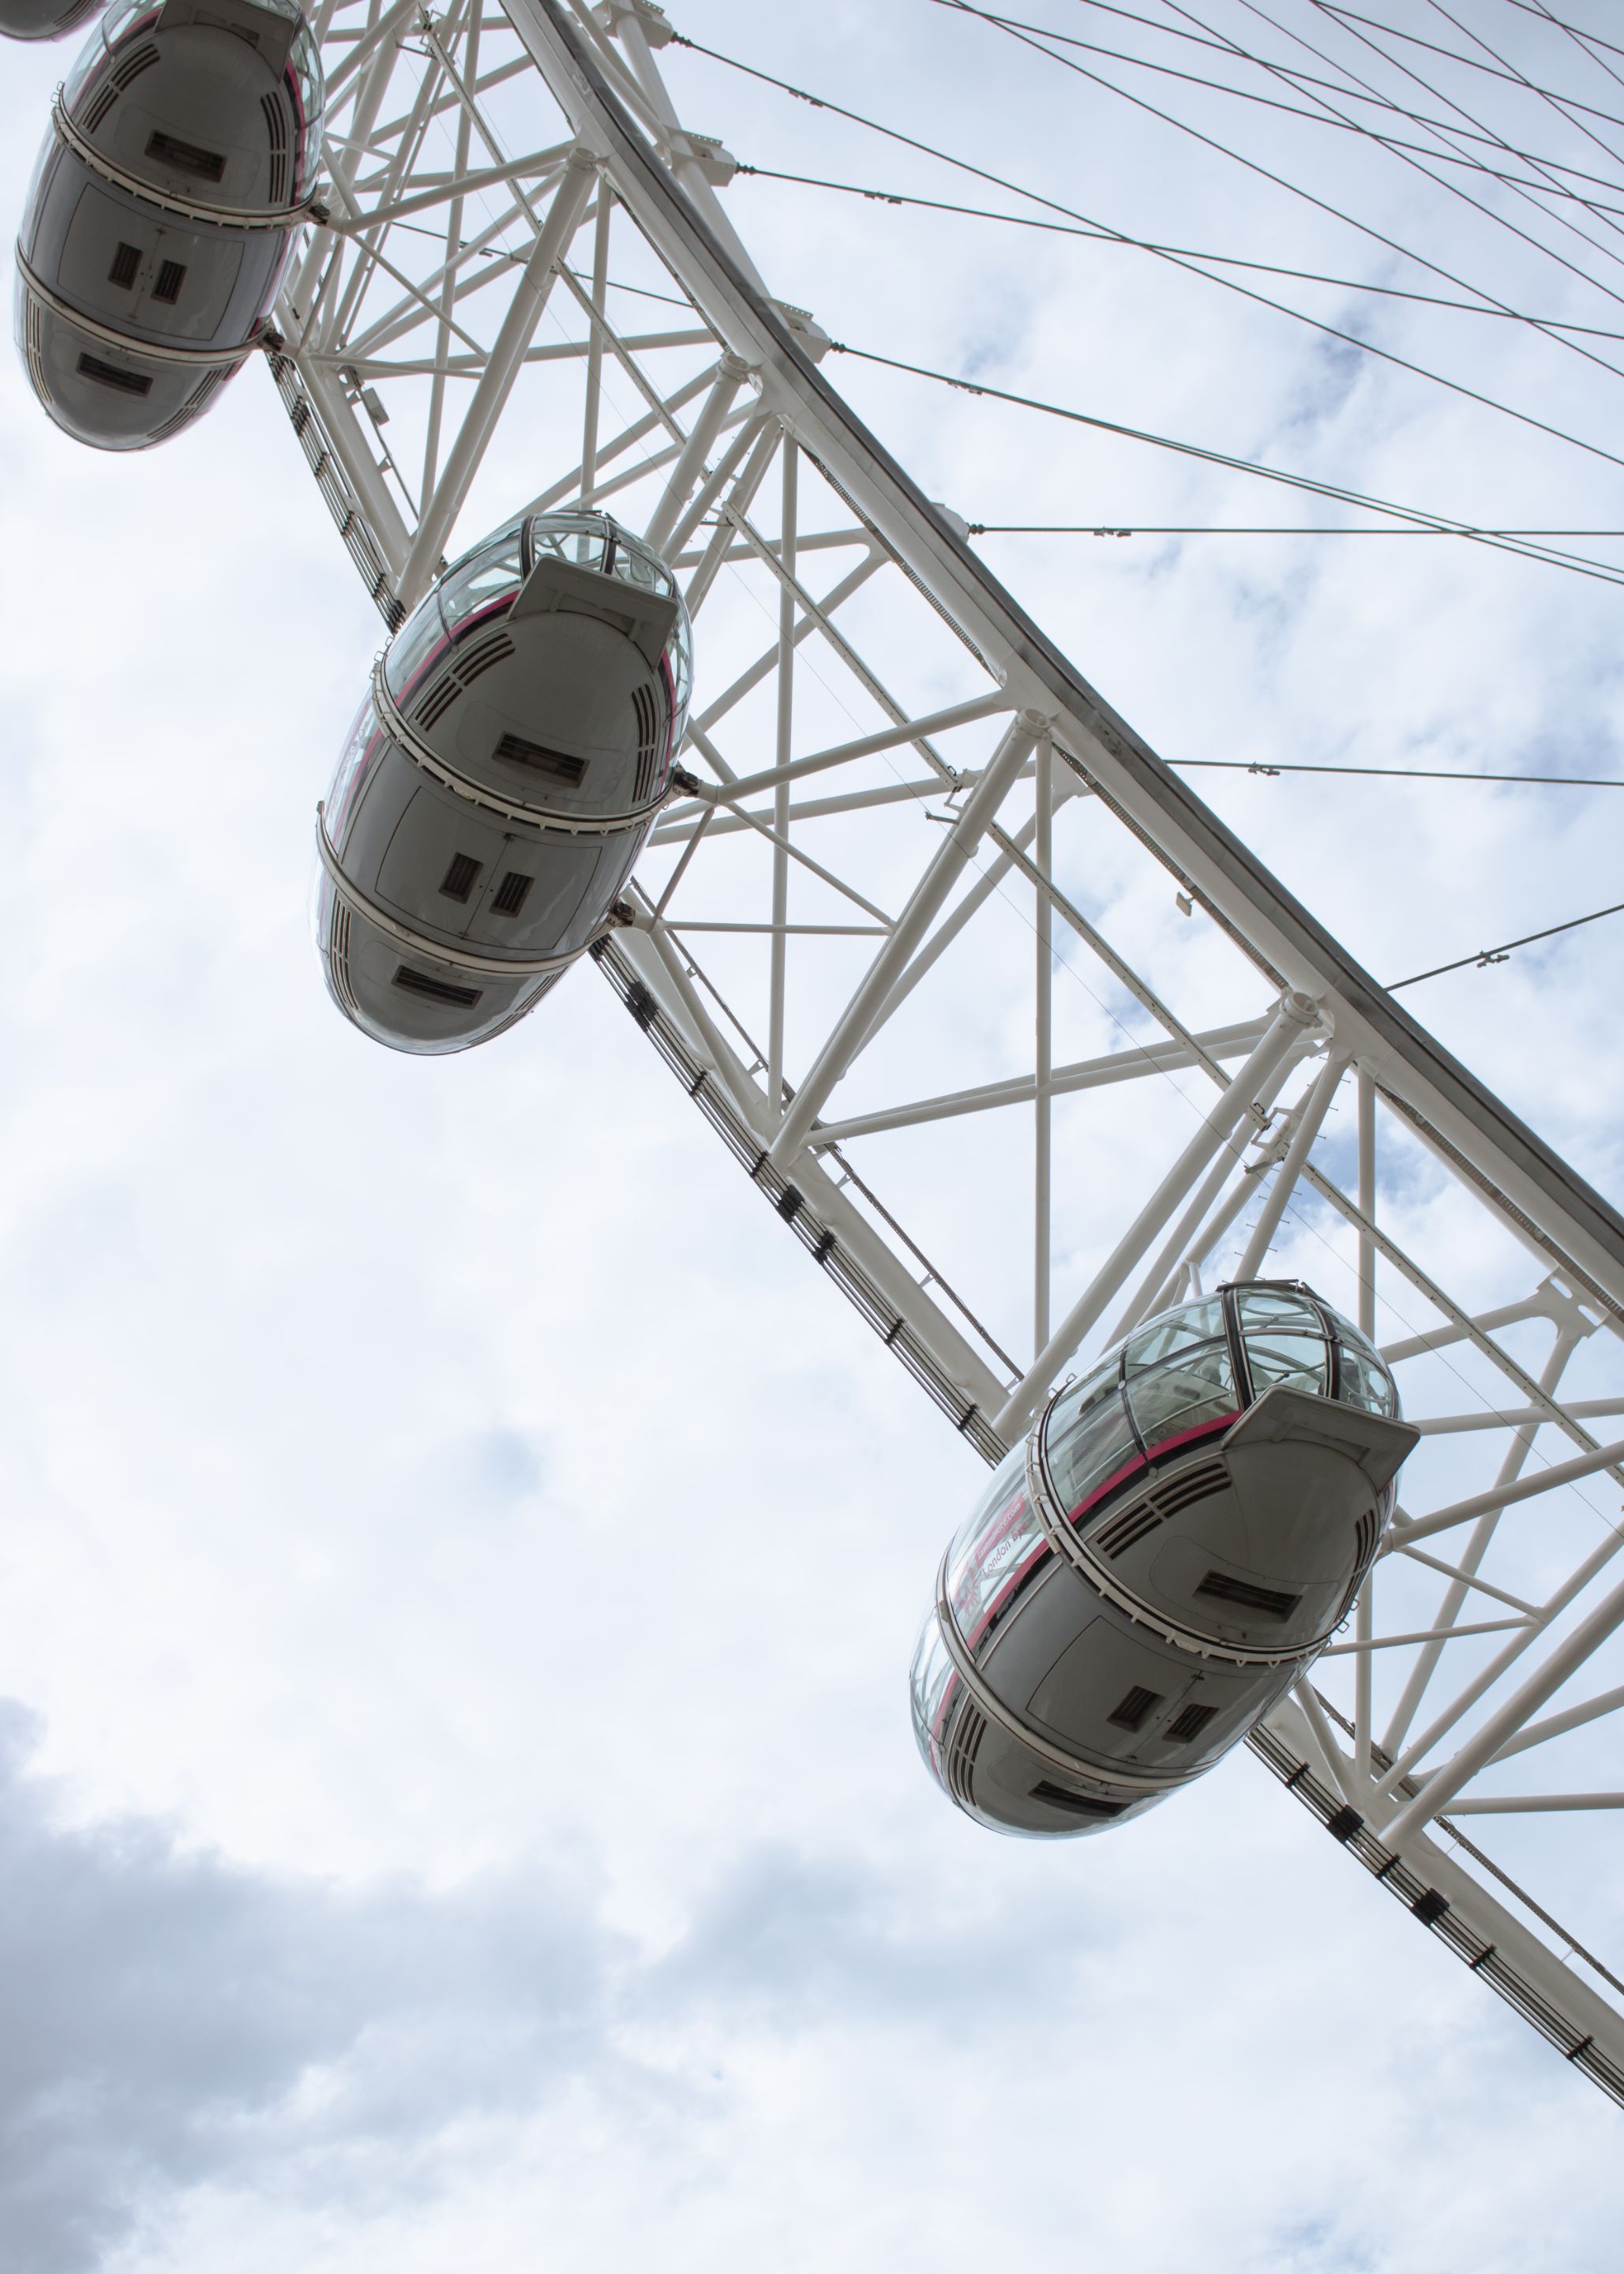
1276;0;1624;274
1216;0;1624;287
825;338;1624;585
1517;1;1624;112
934;0;1624;353
672;29;1624;347
1314;0;1624;129
920;0;1624;207
1503;0;1624;69
1171;759;1624;786
737;161;1624;334
1071;0;1624;161
677;31;1624;466
970;521;1624;535
1388;899;1624;987
1414;0;1624;173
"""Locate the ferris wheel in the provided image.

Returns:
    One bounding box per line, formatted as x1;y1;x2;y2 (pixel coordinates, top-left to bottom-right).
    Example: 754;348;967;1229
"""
10;0;1624;2103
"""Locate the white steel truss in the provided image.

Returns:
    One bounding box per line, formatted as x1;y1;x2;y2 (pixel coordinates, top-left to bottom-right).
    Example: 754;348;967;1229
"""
265;0;1624;2097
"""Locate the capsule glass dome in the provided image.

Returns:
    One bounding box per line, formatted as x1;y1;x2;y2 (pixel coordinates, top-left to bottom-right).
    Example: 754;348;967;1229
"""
910;1281;1413;1841
383;511;693;722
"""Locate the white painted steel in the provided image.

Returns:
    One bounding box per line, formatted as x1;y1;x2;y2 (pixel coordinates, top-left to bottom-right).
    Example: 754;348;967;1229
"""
264;0;1624;2097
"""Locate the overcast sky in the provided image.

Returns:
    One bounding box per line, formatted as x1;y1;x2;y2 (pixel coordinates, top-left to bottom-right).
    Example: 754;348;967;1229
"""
2;2;1624;2269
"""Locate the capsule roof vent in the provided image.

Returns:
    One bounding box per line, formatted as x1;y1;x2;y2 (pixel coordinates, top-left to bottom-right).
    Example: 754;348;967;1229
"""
392;965;482;1008
1030;1781;1128;1820
494;732;587;786
76;353;152;397
107;242;141;289
152;260;186;306
1165;1702;1219;1745
146;129;226;182
1195;1571;1300;1621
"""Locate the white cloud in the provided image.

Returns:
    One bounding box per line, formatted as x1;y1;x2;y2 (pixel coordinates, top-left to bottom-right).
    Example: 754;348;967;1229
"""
2;2;1623;2268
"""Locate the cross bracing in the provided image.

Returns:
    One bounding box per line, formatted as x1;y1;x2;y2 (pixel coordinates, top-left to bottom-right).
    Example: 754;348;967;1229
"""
268;0;1624;2095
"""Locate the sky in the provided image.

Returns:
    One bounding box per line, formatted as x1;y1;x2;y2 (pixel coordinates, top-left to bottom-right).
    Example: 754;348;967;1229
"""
2;2;1624;2268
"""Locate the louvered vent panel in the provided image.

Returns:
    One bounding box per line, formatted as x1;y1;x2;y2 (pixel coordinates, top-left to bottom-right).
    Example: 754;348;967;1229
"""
1165;1702;1219;1745
1095;1503;1164;1559
411;631;515;729
1030;1781;1128;1820
260;89;290;205
83;42;157;129
456;629;514;685
392;965;482;1008
328;906;360;1016
1090;1457;1228;1560
1331;1507;1383;1625
491;871;533;917
152;260;186;306
481;967;562;1040
1153;1458;1229;1519
145;129;225;182
943;1702;985;1811
1195;1571;1300;1620
631;682;664;804
107;242;141;289
24;298;51;404
495;733;587;785
439;853;483;902
147;367;226;444
1352;1507;1378;1573
77;353;152;397
1107;1685;1162;1732
414;670;462;730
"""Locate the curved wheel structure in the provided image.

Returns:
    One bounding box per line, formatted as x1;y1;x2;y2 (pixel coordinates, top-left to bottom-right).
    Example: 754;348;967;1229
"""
252;0;1624;2095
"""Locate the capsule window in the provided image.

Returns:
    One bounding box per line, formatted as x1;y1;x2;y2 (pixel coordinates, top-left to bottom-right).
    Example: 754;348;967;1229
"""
1029;1781;1127;1819
152;260;187;306
494;732;587;786
1236;1288;1330;1399
107;242;141;289
1318;1304;1400;1417
392;966;482;1008
1107;1685;1162;1732
1195;1571;1300;1620
947;1470;1048;1651
1165;1703;1218;1745
1043;1366;1138;1520
1123;1299;1225;1373
439;853;483;903
1125;1338;1237;1458
146;130;226;182
76;353;152;397
491;871;533;917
